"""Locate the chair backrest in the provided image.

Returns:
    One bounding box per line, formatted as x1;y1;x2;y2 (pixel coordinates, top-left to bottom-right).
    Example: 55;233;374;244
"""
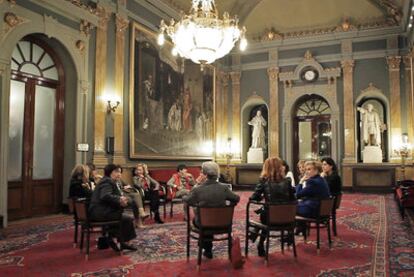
67;197;75;214
267;203;297;225
199;206;234;228
319;198;334;217
334;194;342;210
74;200;88;221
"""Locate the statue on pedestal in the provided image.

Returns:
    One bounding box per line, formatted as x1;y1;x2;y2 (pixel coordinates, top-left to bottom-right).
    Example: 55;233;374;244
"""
248;110;267;149
357;103;382;146
357;103;384;163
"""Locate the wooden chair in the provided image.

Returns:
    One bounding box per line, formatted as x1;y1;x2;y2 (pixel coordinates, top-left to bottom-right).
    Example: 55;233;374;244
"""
295;197;335;254
67;197;79;248
186;203;235;270
143;184;167;219
245;200;297;264
331;193;342;236
74;199;123;261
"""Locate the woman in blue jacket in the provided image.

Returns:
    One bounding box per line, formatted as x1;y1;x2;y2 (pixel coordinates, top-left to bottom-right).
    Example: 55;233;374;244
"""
296;160;330;218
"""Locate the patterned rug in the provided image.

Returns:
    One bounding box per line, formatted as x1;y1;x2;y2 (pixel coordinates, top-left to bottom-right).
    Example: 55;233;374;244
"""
0;192;413;276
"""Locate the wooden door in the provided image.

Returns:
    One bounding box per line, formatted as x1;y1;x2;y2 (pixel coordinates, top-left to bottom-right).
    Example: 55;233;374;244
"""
8;38;64;220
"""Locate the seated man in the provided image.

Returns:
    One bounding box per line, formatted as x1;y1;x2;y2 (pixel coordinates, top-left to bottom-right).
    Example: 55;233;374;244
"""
183;161;240;259
167;164;196;199
88;164;137;251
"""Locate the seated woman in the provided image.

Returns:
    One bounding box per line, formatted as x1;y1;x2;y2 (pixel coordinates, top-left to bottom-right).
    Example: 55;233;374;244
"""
117;179;149;228
132;163;164;224
89;164;137;251
249;157;296;257
69;164;93;199
296;160;331;219
321;157;342;196
296;160;306;184
167;164;196;198
86;163;102;190
282;160;296;187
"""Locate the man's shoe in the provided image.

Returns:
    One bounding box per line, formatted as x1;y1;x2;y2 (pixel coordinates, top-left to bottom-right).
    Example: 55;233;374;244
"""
155;217;164;224
257;244;265;257
203;250;213;259
108;239;121;252
120;243;138;251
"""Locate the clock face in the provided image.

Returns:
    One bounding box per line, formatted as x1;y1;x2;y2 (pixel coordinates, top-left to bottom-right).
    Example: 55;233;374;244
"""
304;70;316;81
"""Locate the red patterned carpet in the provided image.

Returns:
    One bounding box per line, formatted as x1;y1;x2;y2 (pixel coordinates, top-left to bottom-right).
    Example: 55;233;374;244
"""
0;192;413;277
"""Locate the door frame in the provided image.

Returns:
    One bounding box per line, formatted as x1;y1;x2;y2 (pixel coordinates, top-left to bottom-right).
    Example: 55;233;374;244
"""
8;36;65;220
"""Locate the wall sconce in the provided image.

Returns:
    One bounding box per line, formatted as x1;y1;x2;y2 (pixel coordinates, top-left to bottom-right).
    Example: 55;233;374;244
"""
394;133;411;180
107;100;120;114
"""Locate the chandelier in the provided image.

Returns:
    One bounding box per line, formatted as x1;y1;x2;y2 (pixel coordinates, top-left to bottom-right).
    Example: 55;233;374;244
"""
157;0;247;65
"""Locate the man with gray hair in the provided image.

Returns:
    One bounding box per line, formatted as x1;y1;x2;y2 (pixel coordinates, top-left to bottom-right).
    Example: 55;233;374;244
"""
184;161;240;259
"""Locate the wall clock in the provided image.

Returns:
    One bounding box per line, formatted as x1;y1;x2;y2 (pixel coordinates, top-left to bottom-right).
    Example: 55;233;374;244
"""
301;67;318;82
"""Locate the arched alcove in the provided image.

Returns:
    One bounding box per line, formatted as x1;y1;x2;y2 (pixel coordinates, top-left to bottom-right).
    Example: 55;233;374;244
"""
241;94;268;163
355;83;390;162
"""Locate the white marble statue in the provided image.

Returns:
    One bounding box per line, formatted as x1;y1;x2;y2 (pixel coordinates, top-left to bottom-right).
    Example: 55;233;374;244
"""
248;110;267;149
357;103;382;146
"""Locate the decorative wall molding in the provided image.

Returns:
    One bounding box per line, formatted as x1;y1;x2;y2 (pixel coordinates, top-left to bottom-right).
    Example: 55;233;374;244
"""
80;20;93;36
2;13;29;40
64;0;97;15
96;6;110;30
386;55;401;71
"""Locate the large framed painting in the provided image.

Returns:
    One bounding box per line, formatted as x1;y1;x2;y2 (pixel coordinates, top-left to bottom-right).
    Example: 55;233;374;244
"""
129;22;215;159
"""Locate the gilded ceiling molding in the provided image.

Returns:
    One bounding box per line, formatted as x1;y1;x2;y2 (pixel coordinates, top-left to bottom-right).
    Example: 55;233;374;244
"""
386;56;401;71
116;15;129;34
368;0;402;24
64;0;97;15
253;17;397;42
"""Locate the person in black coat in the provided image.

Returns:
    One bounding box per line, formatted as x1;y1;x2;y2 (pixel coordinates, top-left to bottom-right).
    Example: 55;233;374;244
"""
69;164;92;199
249;157;296;256
88;164;137;251
296;160;330;218
184;161;240;259
321;157;342;196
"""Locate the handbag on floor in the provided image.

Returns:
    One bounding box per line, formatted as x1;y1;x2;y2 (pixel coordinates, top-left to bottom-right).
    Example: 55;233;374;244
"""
231;236;245;269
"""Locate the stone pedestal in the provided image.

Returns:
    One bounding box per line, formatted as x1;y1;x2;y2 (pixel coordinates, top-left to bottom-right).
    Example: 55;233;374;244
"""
363;146;383;163
247;148;264;163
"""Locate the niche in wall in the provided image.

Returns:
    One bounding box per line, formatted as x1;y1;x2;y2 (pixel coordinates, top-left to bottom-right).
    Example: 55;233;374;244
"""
241;98;268;163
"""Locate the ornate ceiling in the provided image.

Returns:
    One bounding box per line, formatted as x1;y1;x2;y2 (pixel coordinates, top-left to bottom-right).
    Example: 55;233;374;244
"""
161;0;405;41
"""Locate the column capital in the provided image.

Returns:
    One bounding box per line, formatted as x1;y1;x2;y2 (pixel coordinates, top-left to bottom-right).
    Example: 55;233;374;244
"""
96;6;110;30
116;15;129;35
340;59;354;70
217;71;229;85
267;67;279;80
229;71;241;85
386;56;401;71
402;55;412;71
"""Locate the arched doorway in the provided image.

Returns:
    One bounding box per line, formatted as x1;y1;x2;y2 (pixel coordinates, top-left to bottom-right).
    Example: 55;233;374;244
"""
8;35;64;220
293;95;332;175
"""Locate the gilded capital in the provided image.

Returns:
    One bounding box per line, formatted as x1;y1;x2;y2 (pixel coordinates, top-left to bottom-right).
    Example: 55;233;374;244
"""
116;15;129;34
96;6;110;30
386;56;401;71
218;72;229;85
229;71;241;85
402;55;412;70
340;59;354;69
267;67;279;81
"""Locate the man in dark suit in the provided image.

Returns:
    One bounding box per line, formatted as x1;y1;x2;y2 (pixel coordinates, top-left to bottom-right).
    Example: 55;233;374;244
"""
89;164;137;251
184;161;240;259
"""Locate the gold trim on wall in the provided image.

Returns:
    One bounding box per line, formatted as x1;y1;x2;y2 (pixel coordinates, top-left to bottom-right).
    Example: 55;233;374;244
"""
129;22;216;160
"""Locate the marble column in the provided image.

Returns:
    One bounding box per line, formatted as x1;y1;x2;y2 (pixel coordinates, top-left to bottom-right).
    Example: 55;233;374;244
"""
230;71;241;162
403;55;414;152
386;56;402;157
113;15;128;165
267;67;279;157
92;6;110;165
341;59;355;162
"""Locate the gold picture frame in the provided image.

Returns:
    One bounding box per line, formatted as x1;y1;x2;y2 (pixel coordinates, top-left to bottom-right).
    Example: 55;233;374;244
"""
129;22;215;160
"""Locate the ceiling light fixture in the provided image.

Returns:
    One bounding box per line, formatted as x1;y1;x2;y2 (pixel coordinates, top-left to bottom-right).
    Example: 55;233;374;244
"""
157;0;247;65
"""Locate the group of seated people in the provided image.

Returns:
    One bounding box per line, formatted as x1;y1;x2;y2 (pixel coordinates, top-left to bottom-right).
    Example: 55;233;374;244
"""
68;156;342;256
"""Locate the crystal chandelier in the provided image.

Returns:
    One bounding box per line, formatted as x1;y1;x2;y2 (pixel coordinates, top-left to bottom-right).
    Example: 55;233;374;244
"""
158;0;247;65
